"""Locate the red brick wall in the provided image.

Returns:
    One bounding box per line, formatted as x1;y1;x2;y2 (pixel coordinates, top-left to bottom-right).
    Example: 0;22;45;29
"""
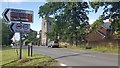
86;32;104;41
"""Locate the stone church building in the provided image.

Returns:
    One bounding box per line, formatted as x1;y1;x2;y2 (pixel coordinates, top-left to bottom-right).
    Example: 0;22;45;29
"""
41;17;53;46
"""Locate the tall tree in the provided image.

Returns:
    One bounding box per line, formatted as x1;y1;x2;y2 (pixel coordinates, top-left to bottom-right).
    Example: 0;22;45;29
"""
38;2;90;46
23;29;37;45
91;17;104;32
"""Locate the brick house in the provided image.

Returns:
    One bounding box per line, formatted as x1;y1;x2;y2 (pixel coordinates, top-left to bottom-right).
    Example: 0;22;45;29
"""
86;22;112;42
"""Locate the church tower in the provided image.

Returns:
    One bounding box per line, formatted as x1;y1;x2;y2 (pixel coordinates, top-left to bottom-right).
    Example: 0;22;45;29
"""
41;17;53;46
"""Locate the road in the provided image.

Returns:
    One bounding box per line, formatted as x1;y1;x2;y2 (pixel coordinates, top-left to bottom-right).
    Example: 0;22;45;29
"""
33;46;119;66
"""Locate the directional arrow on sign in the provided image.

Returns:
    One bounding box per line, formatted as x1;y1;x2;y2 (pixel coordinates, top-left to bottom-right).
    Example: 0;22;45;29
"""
9;23;15;32
2;8;10;22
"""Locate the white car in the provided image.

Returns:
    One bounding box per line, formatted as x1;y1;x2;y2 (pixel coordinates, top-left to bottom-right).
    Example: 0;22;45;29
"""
48;41;59;48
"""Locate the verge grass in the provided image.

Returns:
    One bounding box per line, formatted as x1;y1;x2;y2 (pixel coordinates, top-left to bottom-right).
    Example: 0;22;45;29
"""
0;50;2;66
91;47;119;54
2;46;58;67
59;45;119;54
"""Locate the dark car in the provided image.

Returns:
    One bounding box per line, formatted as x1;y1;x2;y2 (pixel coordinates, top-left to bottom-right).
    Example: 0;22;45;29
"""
47;41;59;48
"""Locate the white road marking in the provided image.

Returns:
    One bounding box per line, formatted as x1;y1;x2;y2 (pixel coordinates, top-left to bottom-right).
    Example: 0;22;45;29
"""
60;63;67;66
83;54;96;57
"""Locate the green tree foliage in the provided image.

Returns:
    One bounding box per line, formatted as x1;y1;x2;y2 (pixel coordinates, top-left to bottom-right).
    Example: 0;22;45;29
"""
91;17;104;32
23;29;37;45
90;2;120;37
111;17;120;37
39;2;90;45
0;18;14;45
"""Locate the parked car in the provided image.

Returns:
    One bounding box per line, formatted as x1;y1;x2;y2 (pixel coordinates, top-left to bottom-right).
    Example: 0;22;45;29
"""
47;41;59;48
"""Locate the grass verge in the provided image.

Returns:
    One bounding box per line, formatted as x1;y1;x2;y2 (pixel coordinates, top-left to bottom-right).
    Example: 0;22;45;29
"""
91;47;119;54
1;46;58;67
59;45;119;54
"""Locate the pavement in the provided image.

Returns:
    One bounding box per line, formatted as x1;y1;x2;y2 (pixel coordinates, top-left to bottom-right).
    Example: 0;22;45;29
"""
32;46;119;66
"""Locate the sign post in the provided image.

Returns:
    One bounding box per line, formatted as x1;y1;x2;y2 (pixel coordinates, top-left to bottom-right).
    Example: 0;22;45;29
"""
28;45;30;56
31;44;33;57
3;8;33;59
20;22;22;59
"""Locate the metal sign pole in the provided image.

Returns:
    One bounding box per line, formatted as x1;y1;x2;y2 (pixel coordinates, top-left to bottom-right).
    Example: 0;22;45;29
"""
20;22;22;59
28;45;30;56
31;45;33;57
